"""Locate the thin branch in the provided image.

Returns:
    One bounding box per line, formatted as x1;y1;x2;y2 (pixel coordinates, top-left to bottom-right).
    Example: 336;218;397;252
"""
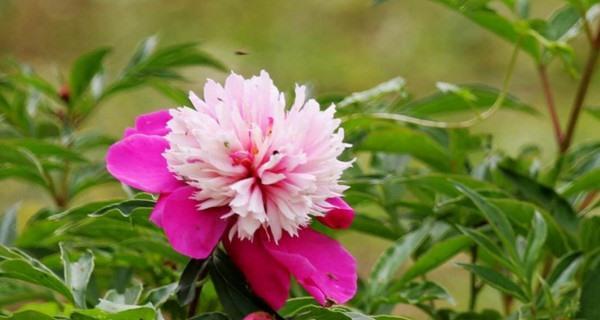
560;19;600;153
537;65;563;148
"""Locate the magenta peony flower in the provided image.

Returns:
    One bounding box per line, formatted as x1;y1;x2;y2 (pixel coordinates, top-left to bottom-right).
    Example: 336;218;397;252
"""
106;71;357;309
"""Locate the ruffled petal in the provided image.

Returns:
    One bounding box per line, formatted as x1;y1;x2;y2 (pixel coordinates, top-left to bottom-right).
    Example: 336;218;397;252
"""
162;186;229;259
225;234;290;310
264;228;357;306
124;109;171;137
317;197;354;229
106;134;182;193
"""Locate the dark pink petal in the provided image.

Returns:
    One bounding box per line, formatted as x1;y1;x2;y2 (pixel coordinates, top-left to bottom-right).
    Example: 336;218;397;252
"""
265;228;357;306
106;134;182;193
124;109;171;137
162;186;229;259
225;234;291;310
243;312;274;320
317;197;354;229
150;193;170;227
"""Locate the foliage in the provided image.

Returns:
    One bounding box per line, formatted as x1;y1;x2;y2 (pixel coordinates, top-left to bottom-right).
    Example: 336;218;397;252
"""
1;1;600;319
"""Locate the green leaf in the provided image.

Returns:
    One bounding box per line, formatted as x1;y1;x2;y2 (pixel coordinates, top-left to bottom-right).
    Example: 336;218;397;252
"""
398;235;471;284
143;283;177;307
189;312;231;320
545;5;581;41
580;217;600;252
388;281;453;305
561;167;600;197
452;182;518;260
338;77;406;108
209;250;276;319
0;244;74;303
89;199;156;218
578;263;600;319
357;127;451;171
4;310;54;320
456;226;516;273
397;84;537;117
176;258;210;305
522;212;547;278
366;222;431;300
69;48;111;100
458;263;528;301
70;306;156;320
350;215;399;241
0;203;19;246
60;243;94;308
498;165;578;234
279;297;318;317
2;139;86;162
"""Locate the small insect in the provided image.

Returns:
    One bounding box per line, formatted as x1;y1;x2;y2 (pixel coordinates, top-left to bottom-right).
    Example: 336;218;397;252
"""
234;49;249;55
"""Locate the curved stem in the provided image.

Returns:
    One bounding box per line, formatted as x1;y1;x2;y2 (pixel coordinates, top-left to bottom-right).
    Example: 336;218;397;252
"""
560;19;600;153
343;41;521;129
537;65;563;148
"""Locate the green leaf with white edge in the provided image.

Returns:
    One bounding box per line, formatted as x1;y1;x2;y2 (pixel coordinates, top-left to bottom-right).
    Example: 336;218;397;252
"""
61;243;94;308
279;297;318;317
89;199;156;218
0;203;19;246
366;222;432;300
290;304;412;320
69;48;111;100
545;5;581;41
0;244;74;303
452;182;518;261
143;283;177;307
123;36;159;72
398;235;471;285
560;167;600;196
388;281;453;305
458;263;528;302
338;77;406;108
397;84;537;117
103;283;143;305
522;212;547;278
357;127;451;171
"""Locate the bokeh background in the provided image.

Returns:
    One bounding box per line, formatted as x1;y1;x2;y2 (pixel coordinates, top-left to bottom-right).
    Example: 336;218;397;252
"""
1;0;598;318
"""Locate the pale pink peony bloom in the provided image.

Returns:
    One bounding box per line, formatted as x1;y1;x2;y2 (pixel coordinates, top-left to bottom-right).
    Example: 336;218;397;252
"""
106;71;356;310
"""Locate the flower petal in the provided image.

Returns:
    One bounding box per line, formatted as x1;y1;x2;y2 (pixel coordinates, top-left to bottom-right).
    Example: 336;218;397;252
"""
106;134;182;193
124;109;171;137
265;228;357;306
317;197;354;229
225;234;291;310
162;186;229;259
150;193;170;227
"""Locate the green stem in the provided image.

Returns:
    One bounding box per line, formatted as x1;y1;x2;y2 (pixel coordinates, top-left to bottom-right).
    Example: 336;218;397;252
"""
560;19;600;153
468;246;481;312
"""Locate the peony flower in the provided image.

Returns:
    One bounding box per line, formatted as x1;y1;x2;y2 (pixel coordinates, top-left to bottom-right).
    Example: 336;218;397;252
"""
106;71;357;309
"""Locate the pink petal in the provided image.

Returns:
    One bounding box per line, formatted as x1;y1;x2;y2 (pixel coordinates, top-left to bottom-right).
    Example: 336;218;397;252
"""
161;186;229;259
124;109;171;137
225;234;291;310
106;134;182;193
150;193;170;227
243;312;274;320
265;228;357;306
317;197;354;229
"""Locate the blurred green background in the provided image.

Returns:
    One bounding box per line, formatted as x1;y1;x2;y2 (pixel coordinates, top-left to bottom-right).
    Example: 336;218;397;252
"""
0;0;598;317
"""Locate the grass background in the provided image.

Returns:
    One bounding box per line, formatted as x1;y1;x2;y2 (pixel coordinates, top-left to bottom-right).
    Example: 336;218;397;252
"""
0;0;598;317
